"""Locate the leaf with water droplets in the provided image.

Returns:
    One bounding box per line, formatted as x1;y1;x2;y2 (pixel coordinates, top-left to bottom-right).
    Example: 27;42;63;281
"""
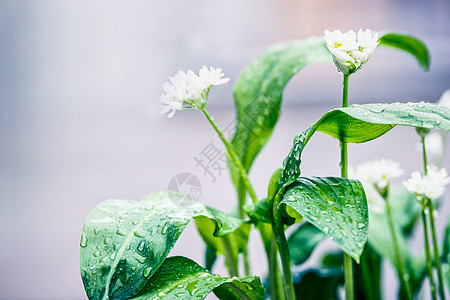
130;256;265;300
281;177;369;263
288;222;326;265
80;191;245;300
276;102;450;192
315;102;450;144
379;32;430;71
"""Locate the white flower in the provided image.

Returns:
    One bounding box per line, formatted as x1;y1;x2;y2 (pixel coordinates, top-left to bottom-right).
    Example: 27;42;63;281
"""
324;29;379;74
403;165;450;200
438;89;450;108
352;158;403;212
355;158;403;190
159;66;229;118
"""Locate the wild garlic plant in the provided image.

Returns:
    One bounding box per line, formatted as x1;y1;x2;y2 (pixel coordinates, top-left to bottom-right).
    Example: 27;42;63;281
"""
80;29;450;300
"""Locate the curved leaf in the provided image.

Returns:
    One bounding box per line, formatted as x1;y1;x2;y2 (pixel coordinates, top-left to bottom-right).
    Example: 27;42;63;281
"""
195;217;251;275
379;32;430;71
80;192;244;300
131;256;265;300
281;177;368;262
288;222;326;265
278;102;450;190
229;37;332;187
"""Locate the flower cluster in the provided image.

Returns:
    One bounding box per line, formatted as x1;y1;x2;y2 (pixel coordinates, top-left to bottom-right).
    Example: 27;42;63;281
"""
324;29;379;75
160;66;229;118
403;165;450;200
352;158;403;212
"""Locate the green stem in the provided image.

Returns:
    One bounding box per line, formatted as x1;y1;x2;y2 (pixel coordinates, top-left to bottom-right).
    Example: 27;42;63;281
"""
222;235;238;276
422;136;428;175
341;73;354;300
242;248;251;276
202;109;256;277
202;110;258;205
269;236;286;300
385;197;412;299
421;207;437;300
427;202;446;300
421;135;445;299
272;193;296;300
344;254;354;300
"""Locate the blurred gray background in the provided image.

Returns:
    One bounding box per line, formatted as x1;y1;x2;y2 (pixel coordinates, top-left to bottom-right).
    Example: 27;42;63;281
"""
0;0;449;299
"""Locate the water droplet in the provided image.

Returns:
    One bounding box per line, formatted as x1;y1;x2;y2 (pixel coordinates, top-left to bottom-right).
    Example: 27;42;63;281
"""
110;252;116;261
80;234;88;247
135;255;146;264
93;251;101;257
138;241;145;251
134;230;145;238
116;228;127;236
103;238;110;245
177;284;184;288
143;266;153;278
161;223;169;235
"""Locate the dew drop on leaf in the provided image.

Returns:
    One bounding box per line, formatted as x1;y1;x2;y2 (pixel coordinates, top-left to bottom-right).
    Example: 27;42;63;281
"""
143;266;152;278
80;233;88;248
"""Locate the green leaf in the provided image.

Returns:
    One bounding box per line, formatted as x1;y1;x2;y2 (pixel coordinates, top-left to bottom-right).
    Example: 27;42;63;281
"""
230;37;332;182
245;198;272;225
281;177;368;262
315;102;450;143
277;102;450;191
379;32;430;71
195;217;251;275
293;268;343;300
288;222;326;265
131;256;265;300
80;192;244;300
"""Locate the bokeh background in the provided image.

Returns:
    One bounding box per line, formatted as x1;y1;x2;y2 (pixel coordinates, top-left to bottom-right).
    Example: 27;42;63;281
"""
0;1;449;299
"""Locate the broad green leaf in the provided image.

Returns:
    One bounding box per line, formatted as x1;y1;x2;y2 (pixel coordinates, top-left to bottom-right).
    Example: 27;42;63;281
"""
288;222;326;265
231;37;332;178
277;102;450;190
195;217;251;275
281;177;368;262
379;32;430;71
293;268;343;300
131;256;265;300
80;192;244;300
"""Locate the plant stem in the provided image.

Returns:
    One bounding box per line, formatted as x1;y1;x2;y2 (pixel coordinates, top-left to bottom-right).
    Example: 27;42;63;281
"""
272;193;296;300
222;235;238;276
385;197;412;299
421;207;437;300
427;202;446;300
421;136;446;299
341;73;354;300
269;236;286;300
422;136;428;175
202;109;258;204
202;109;256;277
